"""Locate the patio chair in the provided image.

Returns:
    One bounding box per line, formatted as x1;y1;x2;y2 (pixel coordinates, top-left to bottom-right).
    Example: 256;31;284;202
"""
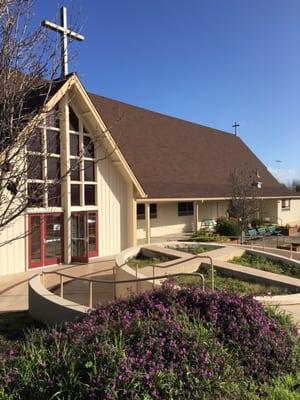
266;225;281;236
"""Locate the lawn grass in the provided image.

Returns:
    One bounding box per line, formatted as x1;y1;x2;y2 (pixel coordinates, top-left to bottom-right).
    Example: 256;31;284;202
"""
176;265;293;296
230;253;300;279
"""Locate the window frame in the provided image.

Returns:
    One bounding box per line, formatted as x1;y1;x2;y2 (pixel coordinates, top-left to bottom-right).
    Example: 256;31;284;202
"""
178;202;194;216
137;203;157;220
281;199;291;211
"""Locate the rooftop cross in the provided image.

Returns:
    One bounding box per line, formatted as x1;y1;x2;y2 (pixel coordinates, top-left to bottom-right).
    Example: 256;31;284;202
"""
42;6;85;77
232;121;240;136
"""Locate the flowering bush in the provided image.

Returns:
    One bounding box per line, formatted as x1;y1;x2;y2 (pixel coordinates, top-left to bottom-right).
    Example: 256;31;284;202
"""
1;285;299;399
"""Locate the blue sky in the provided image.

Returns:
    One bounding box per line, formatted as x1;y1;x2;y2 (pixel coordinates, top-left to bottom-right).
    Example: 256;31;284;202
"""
33;0;300;183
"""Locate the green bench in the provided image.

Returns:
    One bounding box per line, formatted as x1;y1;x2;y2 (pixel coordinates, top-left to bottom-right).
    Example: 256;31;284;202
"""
256;227;267;236
266;225;281;236
245;229;259;240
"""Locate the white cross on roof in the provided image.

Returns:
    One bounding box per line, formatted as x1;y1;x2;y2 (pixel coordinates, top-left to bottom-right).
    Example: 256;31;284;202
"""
42;6;84;77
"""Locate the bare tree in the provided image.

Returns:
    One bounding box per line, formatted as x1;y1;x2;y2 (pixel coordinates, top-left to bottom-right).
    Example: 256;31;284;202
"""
290;179;300;193
0;0;60;232
228;169;262;234
0;1;123;247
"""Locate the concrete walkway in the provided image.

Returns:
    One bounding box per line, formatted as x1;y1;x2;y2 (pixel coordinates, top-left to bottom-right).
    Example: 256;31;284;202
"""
138;244;300;325
0;257;116;312
1;244;300;327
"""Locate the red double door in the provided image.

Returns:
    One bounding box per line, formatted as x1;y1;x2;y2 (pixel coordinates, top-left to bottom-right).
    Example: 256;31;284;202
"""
28;213;63;269
28;211;98;268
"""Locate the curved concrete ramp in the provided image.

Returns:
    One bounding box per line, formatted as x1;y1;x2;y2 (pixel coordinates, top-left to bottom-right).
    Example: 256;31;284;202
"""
29;275;88;325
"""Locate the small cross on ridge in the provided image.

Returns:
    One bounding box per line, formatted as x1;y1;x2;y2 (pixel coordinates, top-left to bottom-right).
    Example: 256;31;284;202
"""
42;6;85;77
232;121;240;136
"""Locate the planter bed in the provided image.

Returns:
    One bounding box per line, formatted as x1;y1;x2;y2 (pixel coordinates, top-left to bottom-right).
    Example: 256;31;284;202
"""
230;252;300;279
176;265;293;296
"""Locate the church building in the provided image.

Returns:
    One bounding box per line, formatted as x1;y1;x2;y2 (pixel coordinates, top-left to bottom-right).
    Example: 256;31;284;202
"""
0;72;300;277
1;7;299;277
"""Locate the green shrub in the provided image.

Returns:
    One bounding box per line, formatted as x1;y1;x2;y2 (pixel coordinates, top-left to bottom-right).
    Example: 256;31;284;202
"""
193;234;230;243
216;218;240;237
1;287;299;399
193;228;231;243
262;372;300;400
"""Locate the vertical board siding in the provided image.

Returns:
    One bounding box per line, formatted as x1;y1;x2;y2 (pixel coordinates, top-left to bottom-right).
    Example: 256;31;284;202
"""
97;157;127;257
0;216;26;276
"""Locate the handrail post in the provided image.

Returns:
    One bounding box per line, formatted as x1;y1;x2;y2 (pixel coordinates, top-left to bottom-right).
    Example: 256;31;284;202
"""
210;258;214;291
135;264;139;294
290;244;293;259
89;281;93;308
152;265;155;289
60;275;64;298
113;265;117;300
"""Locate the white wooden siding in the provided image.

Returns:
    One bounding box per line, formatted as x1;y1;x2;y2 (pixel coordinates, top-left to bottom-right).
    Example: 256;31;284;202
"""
0;216;26;276
97;157;128;256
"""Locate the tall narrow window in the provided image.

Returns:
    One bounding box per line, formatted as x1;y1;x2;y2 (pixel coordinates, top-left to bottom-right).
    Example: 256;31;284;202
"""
150;204;157;219
46;106;59;128
47;157;60;180
70;159;80;181
27;129;42;153
84;185;96;206
48;184;61;207
28;183;44;207
27;154;43;180
83;136;95;158
71;184;81;206
70;134;79;156
47;130;60;154
137;204;145;219
84;160;95;181
69;106;79;131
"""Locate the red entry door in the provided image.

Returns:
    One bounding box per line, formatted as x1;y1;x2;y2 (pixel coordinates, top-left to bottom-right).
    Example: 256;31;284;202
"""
71;211;98;263
28;213;63;269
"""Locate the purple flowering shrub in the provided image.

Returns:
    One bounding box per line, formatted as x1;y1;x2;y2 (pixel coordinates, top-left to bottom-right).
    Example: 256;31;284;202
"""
1;285;299;399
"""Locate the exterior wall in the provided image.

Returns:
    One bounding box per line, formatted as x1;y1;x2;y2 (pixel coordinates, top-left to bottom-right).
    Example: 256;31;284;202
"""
278;199;300;226
98;157;128;256
198;201;229;223
260;199;278;223
257;198;300;227
137;203;193;239
137;200;229;239
0;216;26;277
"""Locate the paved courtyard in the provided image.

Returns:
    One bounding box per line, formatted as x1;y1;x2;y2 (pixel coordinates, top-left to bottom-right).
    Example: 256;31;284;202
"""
1;240;300;326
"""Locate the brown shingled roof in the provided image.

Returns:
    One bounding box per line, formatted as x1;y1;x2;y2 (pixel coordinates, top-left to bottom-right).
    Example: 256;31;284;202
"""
88;93;295;200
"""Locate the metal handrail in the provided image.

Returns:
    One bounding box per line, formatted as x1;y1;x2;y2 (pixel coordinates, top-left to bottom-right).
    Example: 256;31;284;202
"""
42;270;205;308
141;254;215;291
